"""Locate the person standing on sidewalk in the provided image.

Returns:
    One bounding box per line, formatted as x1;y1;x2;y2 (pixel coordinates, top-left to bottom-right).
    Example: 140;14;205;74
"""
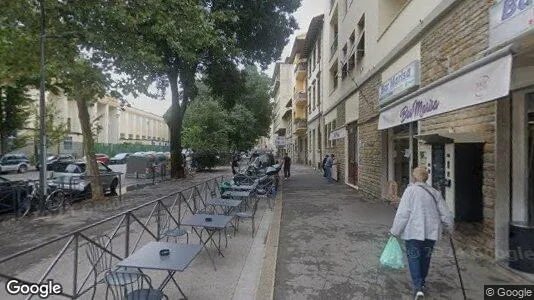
322;155;329;177
283;153;291;180
390;167;454;299
324;154;336;183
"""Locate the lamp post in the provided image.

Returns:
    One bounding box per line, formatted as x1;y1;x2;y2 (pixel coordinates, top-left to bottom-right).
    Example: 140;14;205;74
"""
38;0;47;208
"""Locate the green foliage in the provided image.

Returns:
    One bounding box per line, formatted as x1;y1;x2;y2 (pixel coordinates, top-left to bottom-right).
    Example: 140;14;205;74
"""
191;150;221;171
31;95;70;149
227;104;257;151
182;99;229;152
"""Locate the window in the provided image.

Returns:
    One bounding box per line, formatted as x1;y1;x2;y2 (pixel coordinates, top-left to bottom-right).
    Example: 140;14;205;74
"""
332;120;337;147
378;0;408;34
349;30;355;48
142;135;146;140
120;133;126;139
330;63;339;91
63;137;73;150
317;77;321;106
129;134;134;140
312;84;316;109
341;63;348;80
348;53;356;71
357;15;366;60
135;134;140;140
67;118;71;132
317;39;321;61
342;43;347;58
308;87;312;112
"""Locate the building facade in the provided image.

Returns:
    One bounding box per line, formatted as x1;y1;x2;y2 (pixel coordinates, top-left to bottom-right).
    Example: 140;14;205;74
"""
22;91;169;157
305;0;534;265
272;61;294;156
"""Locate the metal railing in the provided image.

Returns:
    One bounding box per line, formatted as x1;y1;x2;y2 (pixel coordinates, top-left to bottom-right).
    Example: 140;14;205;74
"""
294;91;307;104
0;175;226;299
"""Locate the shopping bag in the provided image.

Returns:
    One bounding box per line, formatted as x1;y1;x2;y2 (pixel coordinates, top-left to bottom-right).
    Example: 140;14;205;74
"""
379;236;405;269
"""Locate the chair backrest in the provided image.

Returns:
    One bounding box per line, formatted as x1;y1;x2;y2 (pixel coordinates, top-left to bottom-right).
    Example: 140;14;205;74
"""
86;235;114;282
105;271;153;300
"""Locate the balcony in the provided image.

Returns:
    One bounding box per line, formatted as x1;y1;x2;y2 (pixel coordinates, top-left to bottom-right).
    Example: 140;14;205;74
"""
294;60;307;80
293;118;307;137
294;91;307;105
330;34;338;60
282;108;292;120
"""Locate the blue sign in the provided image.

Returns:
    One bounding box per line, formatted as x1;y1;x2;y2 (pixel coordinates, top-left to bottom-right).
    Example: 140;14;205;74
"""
379;61;421;107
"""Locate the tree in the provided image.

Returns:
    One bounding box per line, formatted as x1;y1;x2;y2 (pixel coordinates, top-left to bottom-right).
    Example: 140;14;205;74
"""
59;0;300;178
32;95;70;155
227;104;257;151
182;99;229;152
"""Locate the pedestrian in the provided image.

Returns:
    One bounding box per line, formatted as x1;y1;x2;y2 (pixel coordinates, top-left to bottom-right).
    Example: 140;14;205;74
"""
322;155;329;177
324;154;336;183
390;166;454;299
283;153;291;179
231;153;239;175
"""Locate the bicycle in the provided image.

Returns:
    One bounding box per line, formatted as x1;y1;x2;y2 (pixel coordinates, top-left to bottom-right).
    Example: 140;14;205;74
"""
185;165;196;178
18;181;67;218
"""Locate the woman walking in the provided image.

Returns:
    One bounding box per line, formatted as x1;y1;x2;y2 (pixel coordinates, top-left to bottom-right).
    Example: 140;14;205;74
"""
390;167;454;299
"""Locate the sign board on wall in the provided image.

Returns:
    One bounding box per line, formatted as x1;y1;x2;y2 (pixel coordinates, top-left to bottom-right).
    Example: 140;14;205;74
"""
275;136;286;146
329;127;347;140
378;54;512;130
489;0;534;49
379;61;421;107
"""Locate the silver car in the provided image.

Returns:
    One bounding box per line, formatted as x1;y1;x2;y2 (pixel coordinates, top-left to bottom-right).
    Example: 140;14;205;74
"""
47;161;120;196
0;154;30;174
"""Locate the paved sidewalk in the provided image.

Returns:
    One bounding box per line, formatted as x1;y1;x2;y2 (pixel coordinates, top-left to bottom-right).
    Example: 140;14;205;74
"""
274;165;529;300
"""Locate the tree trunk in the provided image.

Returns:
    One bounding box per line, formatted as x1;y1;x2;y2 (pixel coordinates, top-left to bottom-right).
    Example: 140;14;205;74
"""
76;99;104;200
167;71;185;178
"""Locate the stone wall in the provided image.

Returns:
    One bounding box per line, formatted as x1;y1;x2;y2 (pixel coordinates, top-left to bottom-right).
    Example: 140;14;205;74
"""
419;0;497;257
356;74;383;199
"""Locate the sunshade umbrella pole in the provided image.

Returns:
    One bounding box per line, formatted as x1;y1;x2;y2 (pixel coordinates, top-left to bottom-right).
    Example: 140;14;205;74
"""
449;236;467;300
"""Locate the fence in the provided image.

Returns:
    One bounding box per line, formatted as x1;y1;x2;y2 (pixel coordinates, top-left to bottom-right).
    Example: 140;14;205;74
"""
94;143;170;157
0;175;226;299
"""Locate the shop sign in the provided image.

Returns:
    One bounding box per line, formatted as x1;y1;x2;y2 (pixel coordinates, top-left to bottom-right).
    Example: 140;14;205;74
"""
329;127;347;140
378;54;512;130
489;0;534;48
379;61;421;107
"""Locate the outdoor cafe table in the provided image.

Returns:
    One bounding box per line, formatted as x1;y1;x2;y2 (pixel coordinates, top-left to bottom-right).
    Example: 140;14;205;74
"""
205;198;242;215
181;213;233;271
228;184;255;191
116;242;201;299
222;190;253;198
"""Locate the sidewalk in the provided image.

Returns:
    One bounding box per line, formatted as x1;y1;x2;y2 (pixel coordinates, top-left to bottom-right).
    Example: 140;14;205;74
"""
273;165;529;299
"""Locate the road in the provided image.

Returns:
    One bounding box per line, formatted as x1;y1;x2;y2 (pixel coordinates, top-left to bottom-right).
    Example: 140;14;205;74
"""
1;164;154;189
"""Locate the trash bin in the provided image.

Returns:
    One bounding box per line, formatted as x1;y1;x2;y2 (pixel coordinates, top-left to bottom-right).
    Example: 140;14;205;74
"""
509;221;534;274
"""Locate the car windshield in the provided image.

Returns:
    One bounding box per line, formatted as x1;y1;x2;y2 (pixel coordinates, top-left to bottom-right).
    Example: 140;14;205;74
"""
47;156;57;162
114;153;127;158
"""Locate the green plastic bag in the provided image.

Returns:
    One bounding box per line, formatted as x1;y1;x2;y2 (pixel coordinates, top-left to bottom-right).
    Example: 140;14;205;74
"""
379;236;405;269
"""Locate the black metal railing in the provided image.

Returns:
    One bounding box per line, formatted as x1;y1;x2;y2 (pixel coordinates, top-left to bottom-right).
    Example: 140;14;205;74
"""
0;175;226;299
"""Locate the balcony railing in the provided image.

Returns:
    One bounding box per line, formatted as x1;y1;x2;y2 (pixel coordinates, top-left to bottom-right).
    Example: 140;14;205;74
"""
293;118;307;129
330;34;338;59
294;60;307;74
294;91;307;104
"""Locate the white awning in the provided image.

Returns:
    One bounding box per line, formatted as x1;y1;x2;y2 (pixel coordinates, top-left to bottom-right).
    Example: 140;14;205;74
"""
378;51;513;130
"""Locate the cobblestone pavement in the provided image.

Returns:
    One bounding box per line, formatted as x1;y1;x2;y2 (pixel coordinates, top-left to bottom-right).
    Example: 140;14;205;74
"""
274;165;531;300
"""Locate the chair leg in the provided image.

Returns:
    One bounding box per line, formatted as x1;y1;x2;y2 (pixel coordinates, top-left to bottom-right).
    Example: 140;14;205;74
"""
252;217;255;237
186;232;189;244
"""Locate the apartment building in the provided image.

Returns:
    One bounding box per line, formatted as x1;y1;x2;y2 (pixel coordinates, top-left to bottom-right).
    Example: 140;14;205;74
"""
308;0;534;268
23;91;169;157
271;61;293;155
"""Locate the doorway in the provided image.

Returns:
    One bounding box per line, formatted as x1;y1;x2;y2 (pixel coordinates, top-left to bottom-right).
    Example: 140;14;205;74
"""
347;122;358;185
455;143;483;221
431;144;446;197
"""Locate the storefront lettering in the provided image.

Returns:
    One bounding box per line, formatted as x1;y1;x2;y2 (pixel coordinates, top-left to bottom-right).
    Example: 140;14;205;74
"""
399;99;440;123
501;0;531;21
379;61;420;105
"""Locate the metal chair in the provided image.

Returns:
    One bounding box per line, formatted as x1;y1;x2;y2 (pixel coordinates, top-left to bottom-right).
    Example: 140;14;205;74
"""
86;235;142;300
235;197;261;237
105;271;167;300
159;205;189;243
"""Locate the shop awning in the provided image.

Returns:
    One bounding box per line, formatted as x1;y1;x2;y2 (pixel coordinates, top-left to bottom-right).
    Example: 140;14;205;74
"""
378;47;513;130
415;132;486;144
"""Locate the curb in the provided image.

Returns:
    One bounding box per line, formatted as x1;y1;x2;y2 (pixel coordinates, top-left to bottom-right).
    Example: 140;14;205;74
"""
255;181;284;300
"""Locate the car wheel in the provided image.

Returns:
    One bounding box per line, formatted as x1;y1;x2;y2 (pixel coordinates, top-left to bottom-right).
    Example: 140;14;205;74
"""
109;178;119;196
18;165;27;173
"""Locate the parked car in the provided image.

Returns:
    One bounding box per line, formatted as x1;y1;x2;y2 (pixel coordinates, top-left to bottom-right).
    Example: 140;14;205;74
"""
0;154;30;174
95;154;110;165
37;154;76;171
0;177;31;213
47;161;120;197
109;153;130;164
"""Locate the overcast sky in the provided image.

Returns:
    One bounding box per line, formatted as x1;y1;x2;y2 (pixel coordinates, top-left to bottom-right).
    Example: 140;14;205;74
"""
127;0;325;117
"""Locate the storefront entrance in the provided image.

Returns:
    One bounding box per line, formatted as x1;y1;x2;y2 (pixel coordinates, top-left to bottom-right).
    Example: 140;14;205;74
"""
347;122;358;185
424;140;483;221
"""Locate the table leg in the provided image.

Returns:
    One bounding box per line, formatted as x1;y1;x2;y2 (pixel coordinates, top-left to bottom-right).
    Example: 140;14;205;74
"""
192;227;217;271
158;271;187;299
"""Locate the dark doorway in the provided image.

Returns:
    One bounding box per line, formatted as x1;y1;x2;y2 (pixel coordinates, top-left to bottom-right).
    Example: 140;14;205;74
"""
455;143;483;222
431;144;446;197
347;122;358;185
